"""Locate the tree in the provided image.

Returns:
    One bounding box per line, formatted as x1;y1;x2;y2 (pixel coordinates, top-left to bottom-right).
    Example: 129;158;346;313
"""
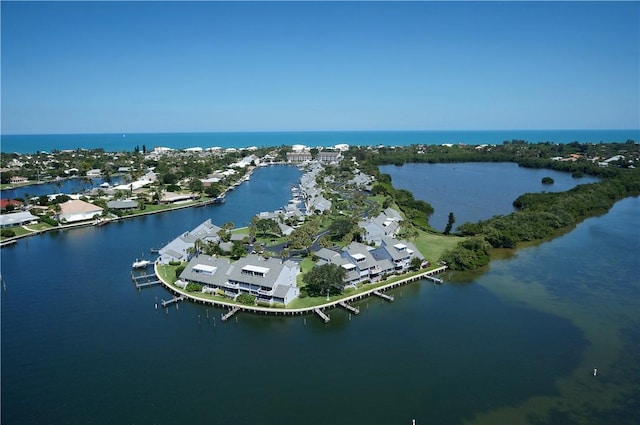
329;217;355;241
444;212;456;235
410;256;423;270
303;263;347;297
542;176;554;185
189;178;204;193
231;241;246;259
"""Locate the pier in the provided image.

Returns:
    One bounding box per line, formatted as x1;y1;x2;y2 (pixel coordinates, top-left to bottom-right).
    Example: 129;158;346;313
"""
161;296;185;308
373;290;394;302
424;275;444;284
131;272;161;289
314;308;330;323
221;306;240;321
135;280;160;289
338;301;360;315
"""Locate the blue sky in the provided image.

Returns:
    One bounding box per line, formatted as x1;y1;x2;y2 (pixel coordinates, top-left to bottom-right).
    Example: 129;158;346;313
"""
1;1;638;134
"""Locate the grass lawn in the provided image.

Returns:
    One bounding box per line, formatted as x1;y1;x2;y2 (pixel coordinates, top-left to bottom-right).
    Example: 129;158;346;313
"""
411;231;465;263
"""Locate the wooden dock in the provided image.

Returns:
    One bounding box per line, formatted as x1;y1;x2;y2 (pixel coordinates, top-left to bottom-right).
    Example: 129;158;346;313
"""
373;290;394;302
424;275;443;284
131;272;161;289
221;306;240;321
314;308;331;323
132;272;156;281
161;296;185;308
338;301;360;315
135;280;160;289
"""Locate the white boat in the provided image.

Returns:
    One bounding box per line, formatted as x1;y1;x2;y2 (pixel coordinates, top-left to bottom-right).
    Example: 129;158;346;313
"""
132;259;151;269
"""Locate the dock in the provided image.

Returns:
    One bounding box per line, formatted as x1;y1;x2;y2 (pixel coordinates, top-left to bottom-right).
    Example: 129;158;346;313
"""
314;308;330;323
161;296;185;308
132;272;156;280
373;290;394;302
131;272;161;289
221;306;240;321
135;280;160;289
0;240;17;248
338;301;360;315
424;275;444;284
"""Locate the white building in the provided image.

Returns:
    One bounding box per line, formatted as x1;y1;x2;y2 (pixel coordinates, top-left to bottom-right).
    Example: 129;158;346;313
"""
57;200;104;223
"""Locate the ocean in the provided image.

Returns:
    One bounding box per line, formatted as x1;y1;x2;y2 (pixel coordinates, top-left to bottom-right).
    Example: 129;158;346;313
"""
1;129;638;154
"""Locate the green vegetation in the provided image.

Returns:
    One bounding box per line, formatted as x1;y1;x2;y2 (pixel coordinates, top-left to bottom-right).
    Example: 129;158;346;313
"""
1;229;16;238
350;140;639;270
302;263;347;297
237;293;256;305
541;176;554;185
185;282;203;292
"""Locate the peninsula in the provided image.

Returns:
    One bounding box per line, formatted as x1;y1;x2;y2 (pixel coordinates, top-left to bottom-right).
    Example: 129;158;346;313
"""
3;140;639;318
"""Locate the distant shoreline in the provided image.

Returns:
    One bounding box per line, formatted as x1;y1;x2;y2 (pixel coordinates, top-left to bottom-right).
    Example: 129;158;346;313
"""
2;129;638;154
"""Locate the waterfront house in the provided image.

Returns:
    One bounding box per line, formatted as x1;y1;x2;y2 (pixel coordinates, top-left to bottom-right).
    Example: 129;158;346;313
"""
0;211;39;228
371;236;424;273
86;169;102;177
160;192;198;204
0;199;24;211
106;199;139;210
158;219;223;264
57;199;104;223
179;254;300;305
9;176;28;184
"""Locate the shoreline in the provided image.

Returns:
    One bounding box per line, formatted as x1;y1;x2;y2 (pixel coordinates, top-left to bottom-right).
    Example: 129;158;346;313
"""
152;260;448;321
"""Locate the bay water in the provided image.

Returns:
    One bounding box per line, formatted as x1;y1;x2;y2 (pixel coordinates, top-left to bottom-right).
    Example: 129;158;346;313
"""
1;164;638;424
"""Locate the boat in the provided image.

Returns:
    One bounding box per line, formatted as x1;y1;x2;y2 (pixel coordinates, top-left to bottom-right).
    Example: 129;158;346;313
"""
132;259;151;269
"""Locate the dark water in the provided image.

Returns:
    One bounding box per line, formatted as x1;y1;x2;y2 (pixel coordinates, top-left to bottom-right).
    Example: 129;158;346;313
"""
1;177;123;200
2;165;638;425
380;162;600;232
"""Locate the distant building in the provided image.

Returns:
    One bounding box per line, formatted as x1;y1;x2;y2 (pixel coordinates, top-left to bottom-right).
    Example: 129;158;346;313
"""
286;152;312;164
86;169;102;177
317;151;342;164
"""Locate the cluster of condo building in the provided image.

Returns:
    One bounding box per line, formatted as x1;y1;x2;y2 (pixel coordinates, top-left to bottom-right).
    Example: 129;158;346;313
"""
158;204;424;306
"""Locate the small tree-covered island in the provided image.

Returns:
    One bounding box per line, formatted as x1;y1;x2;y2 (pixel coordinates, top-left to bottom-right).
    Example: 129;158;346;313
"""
2;140;639;316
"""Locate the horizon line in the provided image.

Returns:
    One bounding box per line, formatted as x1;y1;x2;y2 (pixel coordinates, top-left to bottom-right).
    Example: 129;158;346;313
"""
3;128;639;137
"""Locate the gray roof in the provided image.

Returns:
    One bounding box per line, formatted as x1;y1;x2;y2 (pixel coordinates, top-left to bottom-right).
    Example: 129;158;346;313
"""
0;211;39;227
343;242;378;270
107;200;138;209
179;255;232;286
226;255;287;289
158;219;222;263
